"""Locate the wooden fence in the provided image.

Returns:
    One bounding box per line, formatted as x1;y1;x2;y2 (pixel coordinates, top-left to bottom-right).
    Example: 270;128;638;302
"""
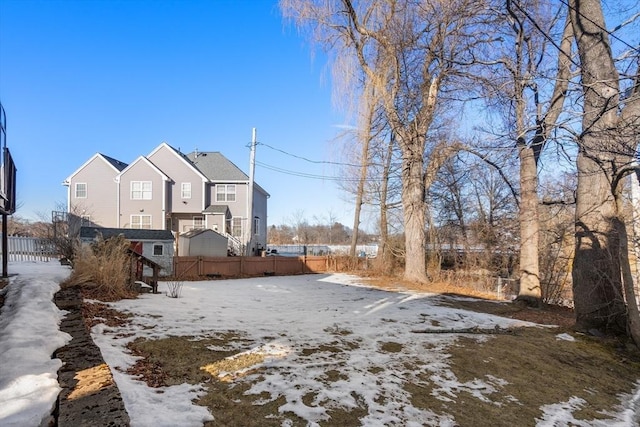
0;236;58;262
173;255;364;279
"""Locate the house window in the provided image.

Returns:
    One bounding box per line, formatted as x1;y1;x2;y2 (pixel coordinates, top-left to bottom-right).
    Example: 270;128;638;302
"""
153;244;164;256
75;183;87;198
131;215;152;229
193;216;204;229
253;217;260;235
181;182;191;199
232;217;242;238
216;184;236;202
131;181;152;200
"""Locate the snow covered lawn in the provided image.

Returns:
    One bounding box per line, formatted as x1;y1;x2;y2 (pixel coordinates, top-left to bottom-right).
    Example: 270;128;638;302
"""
89;272;640;426
1;262;639;426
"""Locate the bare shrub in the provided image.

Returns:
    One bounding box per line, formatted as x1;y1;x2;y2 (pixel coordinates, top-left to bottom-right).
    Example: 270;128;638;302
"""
63;234;135;301
165;279;183;298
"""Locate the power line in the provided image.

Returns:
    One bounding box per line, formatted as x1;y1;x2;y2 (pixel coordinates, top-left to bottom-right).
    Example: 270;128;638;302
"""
257;141;363;168
255;160;384;182
557;0;640;55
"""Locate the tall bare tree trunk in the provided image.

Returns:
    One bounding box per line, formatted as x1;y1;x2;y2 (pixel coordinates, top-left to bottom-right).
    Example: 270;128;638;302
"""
569;0;626;333
376;134;395;274
504;7;572;306
401;144;427;282
350;127;372;258
518;144;540;303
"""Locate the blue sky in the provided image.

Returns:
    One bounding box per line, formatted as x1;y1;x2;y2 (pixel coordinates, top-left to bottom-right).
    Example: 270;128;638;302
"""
0;0;358;227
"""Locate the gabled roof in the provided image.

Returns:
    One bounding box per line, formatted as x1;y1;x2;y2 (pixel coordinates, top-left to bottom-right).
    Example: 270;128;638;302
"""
148;142;209;182
116;156;171;182
63;153;128;185
179;228;227;239
101;154;129;172
80;226;174;241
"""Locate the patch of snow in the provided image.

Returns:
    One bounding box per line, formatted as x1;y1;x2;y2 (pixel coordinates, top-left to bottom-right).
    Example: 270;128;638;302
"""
0;262;72;426
556;333;576;341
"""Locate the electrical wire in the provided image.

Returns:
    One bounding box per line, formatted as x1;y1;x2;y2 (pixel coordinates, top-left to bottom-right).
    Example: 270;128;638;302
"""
557;0;639;54
257;141;364;168
255;160;384;182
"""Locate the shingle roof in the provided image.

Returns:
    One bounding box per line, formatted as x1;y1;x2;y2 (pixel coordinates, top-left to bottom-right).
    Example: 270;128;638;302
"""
180;228;225;239
186;151;249;181
100;154;128;171
185;151;269;196
80;226;174;241
202;204;230;214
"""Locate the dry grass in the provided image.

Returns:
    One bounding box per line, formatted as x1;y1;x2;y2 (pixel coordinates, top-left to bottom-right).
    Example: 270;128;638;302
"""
63;235;136;301
124;326;640;426
84;275;640;426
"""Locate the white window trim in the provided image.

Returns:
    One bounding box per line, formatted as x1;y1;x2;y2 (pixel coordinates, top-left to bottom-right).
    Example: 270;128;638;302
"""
231;216;242;238
131;214;152;229
152;243;164;256
181;182;191;199
75;182;87;198
193;216;204;229
131;181;152;200
216;184;236;202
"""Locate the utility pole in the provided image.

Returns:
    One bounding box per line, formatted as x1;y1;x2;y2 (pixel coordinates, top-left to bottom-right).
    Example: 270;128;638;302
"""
246;128;256;256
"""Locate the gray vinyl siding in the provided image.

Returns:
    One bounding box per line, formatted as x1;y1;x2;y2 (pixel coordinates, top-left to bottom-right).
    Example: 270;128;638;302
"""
69;156;119;227
118;161;165;230
252;190;268;250
147;145;206;214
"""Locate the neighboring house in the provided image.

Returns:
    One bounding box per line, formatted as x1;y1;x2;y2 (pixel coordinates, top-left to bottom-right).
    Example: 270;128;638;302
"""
65;142;269;255
79;226;175;276
178;228;228;257
62;153;128;227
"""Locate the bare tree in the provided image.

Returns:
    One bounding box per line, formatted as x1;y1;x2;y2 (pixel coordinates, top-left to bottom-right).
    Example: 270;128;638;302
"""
568;0;640;338
281;0;493;281
476;1;573;305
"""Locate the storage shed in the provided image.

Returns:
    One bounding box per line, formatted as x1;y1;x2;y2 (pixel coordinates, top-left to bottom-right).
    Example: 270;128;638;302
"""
79;226;175;276
178;228;228;257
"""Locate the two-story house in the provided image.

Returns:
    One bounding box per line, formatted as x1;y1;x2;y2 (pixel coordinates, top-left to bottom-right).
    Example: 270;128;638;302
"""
63;142;269;255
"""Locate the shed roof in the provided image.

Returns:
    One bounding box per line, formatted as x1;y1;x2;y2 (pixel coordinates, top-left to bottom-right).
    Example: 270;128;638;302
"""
179;228;227;239
80;226;174;241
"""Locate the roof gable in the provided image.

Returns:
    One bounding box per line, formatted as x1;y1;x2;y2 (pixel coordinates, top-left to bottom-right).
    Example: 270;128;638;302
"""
63;153;128;185
116;156;171;181
148;142;209;182
179;228;226;239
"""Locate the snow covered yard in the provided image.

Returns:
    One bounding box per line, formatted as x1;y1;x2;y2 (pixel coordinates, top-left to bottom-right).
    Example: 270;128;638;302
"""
1;262;640;426
90;272;640;426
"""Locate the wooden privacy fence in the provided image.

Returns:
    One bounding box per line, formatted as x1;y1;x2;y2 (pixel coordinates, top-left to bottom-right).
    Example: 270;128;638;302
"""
173;255;363;279
0;236;58;262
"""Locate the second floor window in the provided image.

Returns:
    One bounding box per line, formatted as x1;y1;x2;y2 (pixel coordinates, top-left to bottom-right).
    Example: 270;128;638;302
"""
131;181;152;200
131;215;152;229
216;184;236;202
231;217;242;238
181;182;191;199
75;183;87;198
